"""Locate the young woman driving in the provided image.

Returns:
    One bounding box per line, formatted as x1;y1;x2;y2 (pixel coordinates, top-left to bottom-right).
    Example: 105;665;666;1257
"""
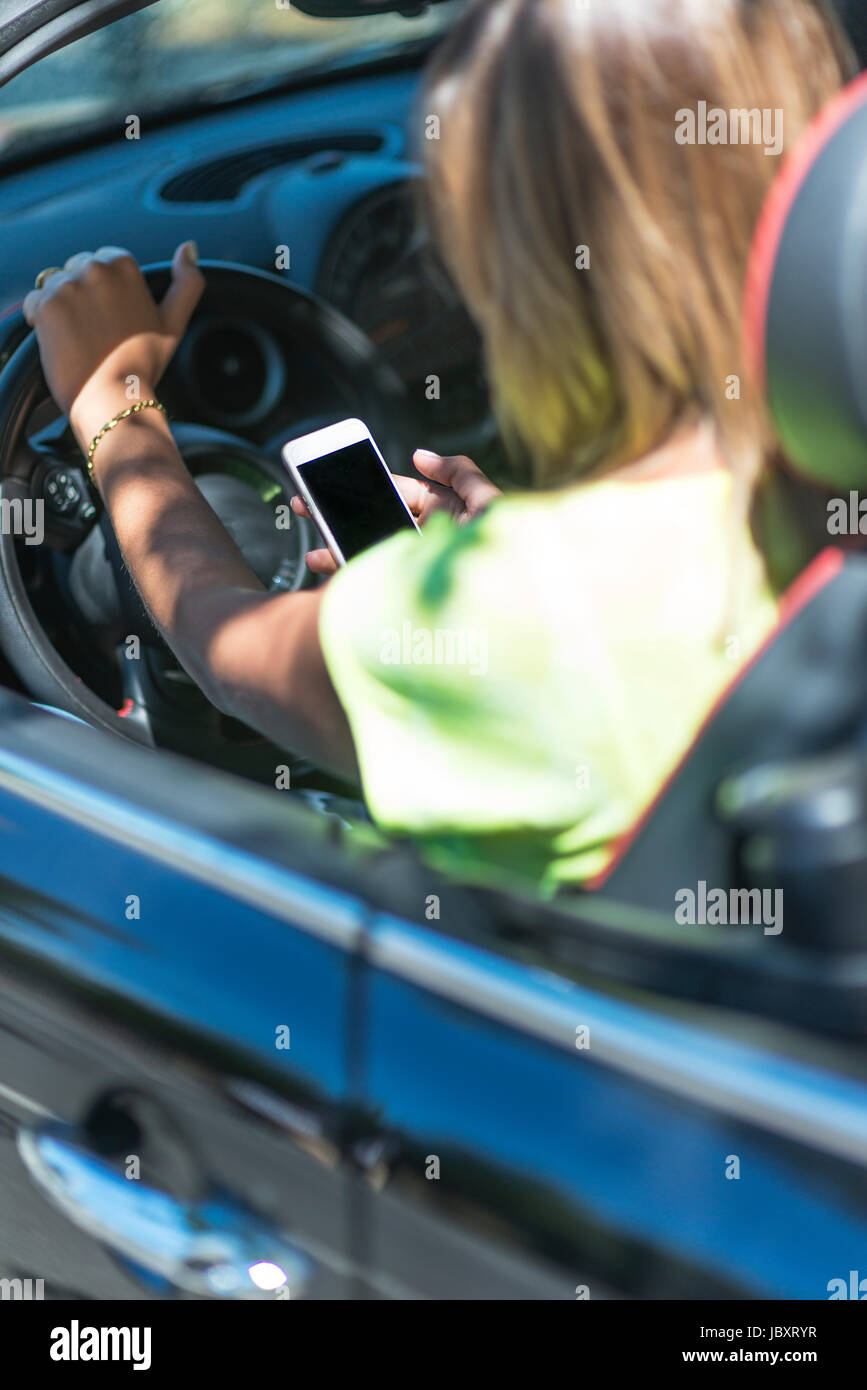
23;0;855;895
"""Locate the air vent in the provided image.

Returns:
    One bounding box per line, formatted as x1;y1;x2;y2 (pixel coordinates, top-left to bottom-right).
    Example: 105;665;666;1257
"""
160;132;385;203
177;317;286;429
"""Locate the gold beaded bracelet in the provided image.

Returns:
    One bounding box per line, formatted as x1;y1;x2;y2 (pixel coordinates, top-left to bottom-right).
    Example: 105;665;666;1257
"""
86;399;166;475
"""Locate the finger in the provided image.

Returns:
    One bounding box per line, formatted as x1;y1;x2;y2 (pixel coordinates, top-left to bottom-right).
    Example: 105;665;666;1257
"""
290;495;311;518
161;241;204;340
23;269;75;324
93;245;136;264
395;472;457;517
393;474;433;513
305;548;338;576
22;289;44;325
63;251;94;275
414;449;500;513
35;269;76;300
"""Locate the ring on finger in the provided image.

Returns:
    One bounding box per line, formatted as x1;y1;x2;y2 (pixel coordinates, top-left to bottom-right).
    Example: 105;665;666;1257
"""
34;267;62;290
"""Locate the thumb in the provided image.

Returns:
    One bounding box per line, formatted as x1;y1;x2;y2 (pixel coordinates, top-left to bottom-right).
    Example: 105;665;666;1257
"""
160;242;204;340
413;449;501;517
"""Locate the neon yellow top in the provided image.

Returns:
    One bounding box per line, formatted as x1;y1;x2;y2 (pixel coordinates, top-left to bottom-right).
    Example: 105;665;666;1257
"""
318;471;780;896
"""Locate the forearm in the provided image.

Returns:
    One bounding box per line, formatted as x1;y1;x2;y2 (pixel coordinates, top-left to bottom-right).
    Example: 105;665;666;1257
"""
78;403;356;777
86;406;263;689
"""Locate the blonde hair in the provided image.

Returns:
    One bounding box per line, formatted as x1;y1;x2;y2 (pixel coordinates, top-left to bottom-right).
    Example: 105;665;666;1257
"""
421;0;854;507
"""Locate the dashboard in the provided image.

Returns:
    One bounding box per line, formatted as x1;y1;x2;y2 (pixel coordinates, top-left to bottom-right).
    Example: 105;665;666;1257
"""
0;63;495;465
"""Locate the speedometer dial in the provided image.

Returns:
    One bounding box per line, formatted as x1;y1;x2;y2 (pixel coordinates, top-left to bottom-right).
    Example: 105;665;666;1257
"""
317;184;489;436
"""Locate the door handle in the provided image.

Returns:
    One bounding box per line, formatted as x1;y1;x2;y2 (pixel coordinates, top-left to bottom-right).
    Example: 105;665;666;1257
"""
17;1120;315;1299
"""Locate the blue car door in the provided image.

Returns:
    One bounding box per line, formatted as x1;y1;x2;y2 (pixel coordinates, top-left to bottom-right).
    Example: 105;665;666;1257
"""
354;908;867;1300
0;697;372;1300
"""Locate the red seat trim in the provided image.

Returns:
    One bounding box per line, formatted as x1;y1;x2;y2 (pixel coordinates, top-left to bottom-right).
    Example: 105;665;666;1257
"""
743;70;867;394
584;548;845;891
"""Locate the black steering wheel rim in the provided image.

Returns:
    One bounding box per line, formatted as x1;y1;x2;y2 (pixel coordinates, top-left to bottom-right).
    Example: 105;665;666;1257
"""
0;259;413;746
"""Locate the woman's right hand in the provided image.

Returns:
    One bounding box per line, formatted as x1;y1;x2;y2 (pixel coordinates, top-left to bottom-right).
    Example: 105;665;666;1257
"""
291;448;502;575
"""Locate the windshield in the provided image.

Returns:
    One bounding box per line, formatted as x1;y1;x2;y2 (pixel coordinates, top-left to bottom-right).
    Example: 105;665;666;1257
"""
0;0;463;166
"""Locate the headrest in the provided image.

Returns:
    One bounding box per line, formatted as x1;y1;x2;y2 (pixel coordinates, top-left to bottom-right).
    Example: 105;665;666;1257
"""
744;70;867;489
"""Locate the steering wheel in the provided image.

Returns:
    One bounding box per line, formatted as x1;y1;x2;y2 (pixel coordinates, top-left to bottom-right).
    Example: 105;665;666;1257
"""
0;261;412;761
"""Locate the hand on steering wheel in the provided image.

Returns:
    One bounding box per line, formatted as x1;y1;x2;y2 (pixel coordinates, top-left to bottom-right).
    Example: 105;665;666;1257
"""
22;242;203;455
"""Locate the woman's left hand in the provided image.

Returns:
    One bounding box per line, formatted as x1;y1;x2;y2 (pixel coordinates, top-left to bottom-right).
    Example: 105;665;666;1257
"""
22;241;204;447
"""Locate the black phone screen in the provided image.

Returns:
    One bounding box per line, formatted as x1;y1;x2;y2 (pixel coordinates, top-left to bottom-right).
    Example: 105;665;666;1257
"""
298;439;417;562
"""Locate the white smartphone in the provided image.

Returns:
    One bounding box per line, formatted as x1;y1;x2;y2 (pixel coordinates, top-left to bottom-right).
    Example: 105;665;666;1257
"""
282;417;420;567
